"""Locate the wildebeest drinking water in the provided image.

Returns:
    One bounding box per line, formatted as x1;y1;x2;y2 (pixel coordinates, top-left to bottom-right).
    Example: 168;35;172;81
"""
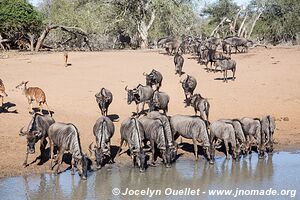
95;88;113;116
139;115;172;167
170;115;212;163
118;117;147;172
48;122;88;179
89;116;115;169
19;113;55;167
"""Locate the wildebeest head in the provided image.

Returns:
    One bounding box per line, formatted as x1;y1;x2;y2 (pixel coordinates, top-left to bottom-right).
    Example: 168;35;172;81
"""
143;72;155;87
135;149;146;173
89;142;109;169
125;86;139;104
95;91;110;114
161;147;172;168
76;155;88;180
19;126;42;154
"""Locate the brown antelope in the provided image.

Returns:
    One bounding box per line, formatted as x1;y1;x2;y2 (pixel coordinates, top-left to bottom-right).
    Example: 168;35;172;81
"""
0;79;8;107
64;52;68;67
16;81;51;115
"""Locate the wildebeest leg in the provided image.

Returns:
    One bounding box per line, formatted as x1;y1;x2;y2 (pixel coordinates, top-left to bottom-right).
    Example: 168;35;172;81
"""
23;151;29;167
194;108;197;116
117;139;124;156
141;102;145;113
150;140;156;166
136;104;139;115
193;138;198;160
224;140;230;159
71;157;75;175
232;68;236;81
49;140;54;170
0;96;3;107
55;148;64;175
39;137;47;164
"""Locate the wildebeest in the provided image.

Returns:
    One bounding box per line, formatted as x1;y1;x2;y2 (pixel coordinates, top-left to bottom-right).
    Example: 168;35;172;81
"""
164;39;180;55
223;36;253;54
114;31;131;49
240;117;265;158
125;84;154;115
170;115;212;163
185;94;210;123
260;115;276;153
180;75;197;100
16;81;51;115
219;119;247;154
174;53;184;76
95;88;113;116
89;116;115;169
143;69;163;91
48;122;88;179
149;91;170;114
0;79;8;107
146;111;177;160
118;117;147;172
139;116;172;167
214;59;236;82
19;113;55;167
210;120;240;161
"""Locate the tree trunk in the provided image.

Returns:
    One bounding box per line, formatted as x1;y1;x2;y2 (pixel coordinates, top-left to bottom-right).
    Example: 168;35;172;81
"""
27;33;35;52
247;10;263;39
211;17;227;37
232;9;242;35
137;9;155;49
35;25;58;51
238;13;248;37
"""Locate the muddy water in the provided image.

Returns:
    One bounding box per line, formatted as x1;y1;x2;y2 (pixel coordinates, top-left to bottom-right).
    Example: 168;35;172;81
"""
0;152;299;200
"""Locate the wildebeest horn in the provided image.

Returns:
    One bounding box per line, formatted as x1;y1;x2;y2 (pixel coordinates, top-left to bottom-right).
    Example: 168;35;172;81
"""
125;85;128;91
88;142;95;156
19;127;27;136
142;72;147;76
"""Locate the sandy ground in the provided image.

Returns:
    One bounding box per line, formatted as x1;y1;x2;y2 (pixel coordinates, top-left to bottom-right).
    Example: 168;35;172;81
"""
0;46;300;178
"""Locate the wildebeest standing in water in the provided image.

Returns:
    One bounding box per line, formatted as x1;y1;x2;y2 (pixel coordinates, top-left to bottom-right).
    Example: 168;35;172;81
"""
95;88;113;116
0;78;8;107
143;69;163;91
174;53;184;76
118;117;147;172
180;74;197;101
125;84;154;115
89;116;115;169
48;122;88;179
19;113;55;167
261;115;276;153
210;120;240;161
170;115;212;163
139;116;172;167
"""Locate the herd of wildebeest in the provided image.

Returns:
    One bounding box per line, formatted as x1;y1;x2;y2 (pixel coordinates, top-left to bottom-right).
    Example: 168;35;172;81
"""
0;35;275;180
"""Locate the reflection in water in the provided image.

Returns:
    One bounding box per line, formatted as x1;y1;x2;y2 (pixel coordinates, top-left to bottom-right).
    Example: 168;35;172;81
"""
0;152;299;200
